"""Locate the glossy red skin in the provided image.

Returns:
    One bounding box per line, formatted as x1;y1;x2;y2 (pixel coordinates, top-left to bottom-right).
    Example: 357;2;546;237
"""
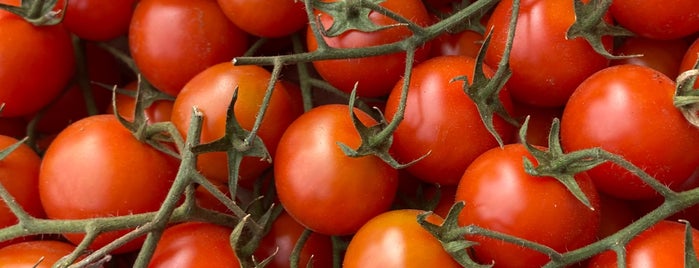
62;0;138;41
610;0;699;40
0;240;77;267
561;64;699;200
112;81;174;124
588;221;699;267
485;0;611;107
129;0;248;96
679;38;699;88
274;104;398;235
611;37;690;79
39;114;178;253
149;222;240;267
385;55;515;186
430;30;484;58
344;209;461;268
306;0;432;98
254;212;333;268
0;14;75;117
170;63;295;185
217;0;306;37
456;144;601;268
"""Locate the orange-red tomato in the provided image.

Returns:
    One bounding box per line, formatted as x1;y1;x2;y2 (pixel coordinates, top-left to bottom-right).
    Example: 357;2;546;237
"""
0;240;78;267
148;222;241;267
217;0;307;37
254;212;333;268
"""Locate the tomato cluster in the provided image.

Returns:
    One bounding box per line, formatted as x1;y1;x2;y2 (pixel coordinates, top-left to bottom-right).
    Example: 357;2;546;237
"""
0;0;698;267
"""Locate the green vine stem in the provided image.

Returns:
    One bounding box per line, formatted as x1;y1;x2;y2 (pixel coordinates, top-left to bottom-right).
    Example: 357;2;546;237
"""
674;58;699;128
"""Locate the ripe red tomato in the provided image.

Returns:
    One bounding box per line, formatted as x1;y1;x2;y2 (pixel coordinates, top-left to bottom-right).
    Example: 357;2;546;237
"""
587;220;699;267
511;101;563;147
111;81;174;124
148;222;240;267
170;63;295;185
0;240;78;267
306;0;432;98
61;0;138;41
560;64;699;200
485;0;611;107
275;104;398;235
611;37;690;79
430;30;484;58
0;11;75;117
610;0;699;40
680;37;699;88
129;0;249;96
456;143;601;267
217;0;306;37
384;55;515;186
343;209;461;268
39;114;179;253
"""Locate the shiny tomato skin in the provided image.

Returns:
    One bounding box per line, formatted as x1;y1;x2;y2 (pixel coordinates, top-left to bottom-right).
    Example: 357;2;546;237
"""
560;64;699;200
306;0;432;98
112;81;174;124
456;144;601;267
217;0;306;37
610;0;699;40
343;209;461;268
680;37;699;88
485;0;610;107
39;114;178;253
274;104;399;235
254;212;333;268
0;14;75;117
384;55;515;186
588;220;699;267
62;0;138;41
430;30;484;58
148;222;240;267
0;240;78;267
170;63;295;185
129;0;249;96
611;37;690;79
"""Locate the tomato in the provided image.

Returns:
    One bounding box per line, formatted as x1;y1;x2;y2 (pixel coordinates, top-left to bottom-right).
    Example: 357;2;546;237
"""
275;104;398;235
0;117;27;140
170;63;295;185
430;30;484;58
254;211;333;268
611;37;690;79
596;194;637;239
384;55;515;186
456;143;600;267
129;0;249;96
588;220;699;267
39;114;178;253
61;0;138;41
0;240;78;267
680;37;699;88
111;81;174;124
560;64;699;200
511;101;563;147
0;11;75;117
344;209;460;268
148;222;240;267
306;0;432;98
610;0;699;40
217;0;306;37
484;0;611;107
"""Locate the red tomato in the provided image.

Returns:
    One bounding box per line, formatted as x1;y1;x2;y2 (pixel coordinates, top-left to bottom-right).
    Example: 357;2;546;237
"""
679;37;699;88
170;63;295;185
385;55;515;186
61;0;138;41
306;0;432;98
430;30;484;58
456;143;601;267
275;104;398;235
512;101;563;147
485;0;611;107
39;114;178;253
0;117;27;140
560;64;699;200
217;0;306;37
254;212;333;268
129;0;249;96
0;11;75;117
148;222;240;267
343;209;461;268
588;220;699;267
610;0;699;40
111;81;174;124
611;37;690;79
0;240;78;267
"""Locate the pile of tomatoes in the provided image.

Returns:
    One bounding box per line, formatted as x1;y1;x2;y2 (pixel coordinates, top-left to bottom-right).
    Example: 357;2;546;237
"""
0;0;698;267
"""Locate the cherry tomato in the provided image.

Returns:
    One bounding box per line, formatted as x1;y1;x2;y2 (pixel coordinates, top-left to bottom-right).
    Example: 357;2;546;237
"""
485;0;611;107
430;30;484;58
385;55;515;186
611;37;690;79
610;0;699;40
61;0;138;41
344;209;461;268
39;114;178;253
560;64;699;200
511;101;563;147
217;0;306;38
0;240;78;267
275;104;398;235
170;63;295;185
456;143;600;267
306;0;432;98
588;220;699;267
148;222;240;267
111;81;174;124
679;37;699;88
129;0;249;96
